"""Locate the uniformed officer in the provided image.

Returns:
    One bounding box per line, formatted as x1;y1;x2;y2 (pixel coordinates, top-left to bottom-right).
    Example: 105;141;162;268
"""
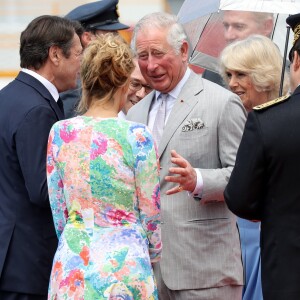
65;0;129;47
61;0;129;117
224;13;300;300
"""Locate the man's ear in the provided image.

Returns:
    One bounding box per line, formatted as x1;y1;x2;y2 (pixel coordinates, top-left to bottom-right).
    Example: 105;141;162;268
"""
181;40;189;62
293;51;300;72
81;31;93;48
263;18;274;38
48;45;61;66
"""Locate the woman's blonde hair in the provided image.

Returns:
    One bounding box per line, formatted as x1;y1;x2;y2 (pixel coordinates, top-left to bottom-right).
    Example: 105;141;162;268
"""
77;33;134;114
219;34;289;100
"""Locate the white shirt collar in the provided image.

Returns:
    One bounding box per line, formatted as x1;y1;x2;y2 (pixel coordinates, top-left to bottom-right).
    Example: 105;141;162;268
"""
21;68;59;102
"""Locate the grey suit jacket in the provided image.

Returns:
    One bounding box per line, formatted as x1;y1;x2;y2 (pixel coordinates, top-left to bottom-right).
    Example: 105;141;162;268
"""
127;71;246;290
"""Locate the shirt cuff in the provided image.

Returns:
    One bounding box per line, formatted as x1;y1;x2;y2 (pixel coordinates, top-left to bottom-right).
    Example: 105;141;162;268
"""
187;168;203;199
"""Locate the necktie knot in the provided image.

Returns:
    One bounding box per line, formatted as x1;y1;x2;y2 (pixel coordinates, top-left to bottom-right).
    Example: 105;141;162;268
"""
160;93;167;102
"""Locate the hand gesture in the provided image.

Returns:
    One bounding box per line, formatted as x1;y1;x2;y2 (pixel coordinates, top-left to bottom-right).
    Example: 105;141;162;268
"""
165;150;197;195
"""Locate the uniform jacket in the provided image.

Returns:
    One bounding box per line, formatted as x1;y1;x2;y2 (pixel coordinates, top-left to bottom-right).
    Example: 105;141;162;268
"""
59;79;81;118
127;70;246;290
225;86;300;300
0;71;62;295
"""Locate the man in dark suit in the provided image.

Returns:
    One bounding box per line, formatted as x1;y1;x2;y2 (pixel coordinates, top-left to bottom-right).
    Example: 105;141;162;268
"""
224;13;300;300
0;16;83;300
61;0;129;118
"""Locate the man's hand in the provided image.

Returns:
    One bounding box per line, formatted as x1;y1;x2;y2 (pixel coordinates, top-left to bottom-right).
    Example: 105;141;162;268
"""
165;150;197;195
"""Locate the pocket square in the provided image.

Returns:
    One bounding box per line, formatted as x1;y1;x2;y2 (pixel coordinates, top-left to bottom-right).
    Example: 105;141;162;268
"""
182;118;204;132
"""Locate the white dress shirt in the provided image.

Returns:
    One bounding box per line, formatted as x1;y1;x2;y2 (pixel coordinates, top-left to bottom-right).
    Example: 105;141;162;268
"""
118;110;126;120
21;68;59;102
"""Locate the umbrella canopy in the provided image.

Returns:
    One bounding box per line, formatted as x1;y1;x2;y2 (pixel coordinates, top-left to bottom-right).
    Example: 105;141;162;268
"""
220;0;300;14
178;0;300;74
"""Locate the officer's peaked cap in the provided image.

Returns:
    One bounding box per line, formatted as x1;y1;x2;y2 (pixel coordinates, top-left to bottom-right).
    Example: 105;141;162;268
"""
65;0;129;31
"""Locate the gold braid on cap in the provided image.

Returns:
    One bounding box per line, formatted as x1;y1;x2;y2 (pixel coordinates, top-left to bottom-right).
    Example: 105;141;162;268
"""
293;24;300;45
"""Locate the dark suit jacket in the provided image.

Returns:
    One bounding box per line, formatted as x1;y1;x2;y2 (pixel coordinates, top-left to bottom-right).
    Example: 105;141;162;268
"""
202;69;226;87
224;86;300;300
0;71;63;295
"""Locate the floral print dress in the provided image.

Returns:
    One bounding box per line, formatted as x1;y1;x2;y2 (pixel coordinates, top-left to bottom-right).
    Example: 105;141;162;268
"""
46;116;161;300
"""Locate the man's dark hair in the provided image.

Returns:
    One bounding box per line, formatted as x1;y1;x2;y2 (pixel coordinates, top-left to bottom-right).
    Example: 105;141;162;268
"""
289;39;300;63
20;15;83;69
73;19;85;40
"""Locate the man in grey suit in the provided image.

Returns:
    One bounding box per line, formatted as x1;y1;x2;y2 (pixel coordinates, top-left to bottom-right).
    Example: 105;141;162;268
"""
126;12;246;300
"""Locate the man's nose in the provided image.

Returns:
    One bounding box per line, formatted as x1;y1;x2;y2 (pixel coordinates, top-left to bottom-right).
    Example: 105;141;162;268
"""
147;55;158;71
224;27;237;43
136;87;147;99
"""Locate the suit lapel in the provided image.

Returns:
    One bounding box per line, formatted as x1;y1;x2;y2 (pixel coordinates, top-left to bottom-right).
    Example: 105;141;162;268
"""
159;72;203;156
48;97;64;120
134;91;155;124
16;71;64;120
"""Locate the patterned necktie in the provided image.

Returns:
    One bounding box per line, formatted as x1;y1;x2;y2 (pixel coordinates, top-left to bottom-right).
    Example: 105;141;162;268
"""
57;97;65;117
152;93;167;146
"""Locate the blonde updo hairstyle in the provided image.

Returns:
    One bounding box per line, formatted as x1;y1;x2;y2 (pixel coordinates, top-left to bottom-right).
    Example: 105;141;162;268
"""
77;33;134;114
220;34;289;100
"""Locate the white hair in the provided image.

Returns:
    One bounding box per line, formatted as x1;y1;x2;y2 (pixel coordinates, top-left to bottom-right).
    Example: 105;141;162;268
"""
131;12;188;55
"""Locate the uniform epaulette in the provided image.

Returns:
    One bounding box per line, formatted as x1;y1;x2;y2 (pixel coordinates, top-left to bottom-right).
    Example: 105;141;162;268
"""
253;94;290;110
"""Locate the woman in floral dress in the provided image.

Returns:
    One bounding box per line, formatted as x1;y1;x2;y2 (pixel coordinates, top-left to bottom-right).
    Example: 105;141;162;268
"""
47;34;161;299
